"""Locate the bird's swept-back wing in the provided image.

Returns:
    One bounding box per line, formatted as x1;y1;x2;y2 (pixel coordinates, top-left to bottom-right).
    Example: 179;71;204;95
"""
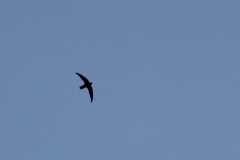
87;86;93;102
76;72;89;83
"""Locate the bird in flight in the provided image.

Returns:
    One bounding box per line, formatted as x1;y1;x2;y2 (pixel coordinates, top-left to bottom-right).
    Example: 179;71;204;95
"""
76;72;93;102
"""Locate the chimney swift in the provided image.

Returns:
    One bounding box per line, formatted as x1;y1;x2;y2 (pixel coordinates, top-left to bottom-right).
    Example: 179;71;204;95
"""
76;72;93;102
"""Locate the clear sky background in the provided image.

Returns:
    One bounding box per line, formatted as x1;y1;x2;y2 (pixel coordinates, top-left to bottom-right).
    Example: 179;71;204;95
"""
1;1;240;159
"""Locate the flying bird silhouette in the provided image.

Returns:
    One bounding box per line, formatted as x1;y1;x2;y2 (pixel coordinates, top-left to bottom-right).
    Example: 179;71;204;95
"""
76;72;93;102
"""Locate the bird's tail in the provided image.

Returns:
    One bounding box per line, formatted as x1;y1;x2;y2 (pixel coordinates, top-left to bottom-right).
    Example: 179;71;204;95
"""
80;85;86;89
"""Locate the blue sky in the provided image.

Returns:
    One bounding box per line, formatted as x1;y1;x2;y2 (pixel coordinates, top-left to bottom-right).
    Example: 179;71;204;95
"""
1;1;240;159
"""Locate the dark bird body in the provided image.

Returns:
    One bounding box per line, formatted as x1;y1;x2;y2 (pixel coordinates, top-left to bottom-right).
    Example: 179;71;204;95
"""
76;72;93;102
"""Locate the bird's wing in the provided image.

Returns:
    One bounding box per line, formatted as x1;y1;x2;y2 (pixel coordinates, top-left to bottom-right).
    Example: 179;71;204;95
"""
76;72;89;83
87;86;93;102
